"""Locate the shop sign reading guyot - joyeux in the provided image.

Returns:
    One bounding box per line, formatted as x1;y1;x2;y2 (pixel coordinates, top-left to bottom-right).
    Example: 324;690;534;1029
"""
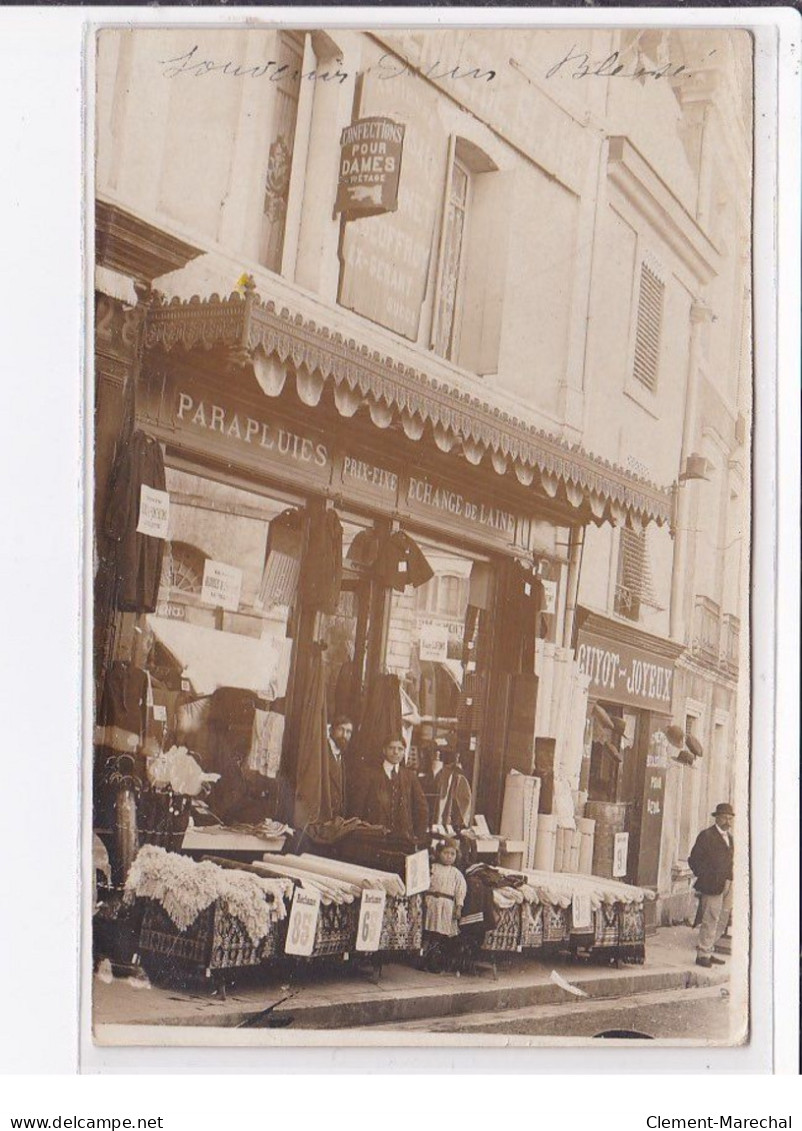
576;630;674;712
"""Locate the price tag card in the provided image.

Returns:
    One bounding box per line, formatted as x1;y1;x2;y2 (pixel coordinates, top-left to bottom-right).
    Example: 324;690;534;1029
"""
136;485;170;539
355;889;387;952
152;704;167;722
405;849;431;897
613;832;630;878
284;888;321;956
572;892;592;930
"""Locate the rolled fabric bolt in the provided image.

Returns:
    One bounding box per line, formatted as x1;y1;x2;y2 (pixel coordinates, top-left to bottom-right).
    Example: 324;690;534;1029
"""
534;814;557;872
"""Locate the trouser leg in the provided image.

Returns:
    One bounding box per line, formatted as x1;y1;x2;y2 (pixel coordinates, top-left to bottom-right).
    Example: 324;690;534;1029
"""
697;892;724;956
713;881;732;948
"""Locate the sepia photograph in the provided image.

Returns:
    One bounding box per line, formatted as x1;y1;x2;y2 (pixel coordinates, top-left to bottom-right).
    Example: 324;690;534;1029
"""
89;20;753;1048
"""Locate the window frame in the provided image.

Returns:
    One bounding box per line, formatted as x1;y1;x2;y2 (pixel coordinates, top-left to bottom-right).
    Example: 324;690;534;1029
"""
431;141;473;362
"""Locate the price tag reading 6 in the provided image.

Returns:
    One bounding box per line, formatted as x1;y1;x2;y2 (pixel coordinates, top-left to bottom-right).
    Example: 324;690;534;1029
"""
356;889;386;952
285;888;321;956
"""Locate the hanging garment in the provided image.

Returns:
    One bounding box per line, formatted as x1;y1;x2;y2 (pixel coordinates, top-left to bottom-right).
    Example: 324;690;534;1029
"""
259;508;304;607
97;661;149;752
375;530;434;590
437;764;473;830
350;672;403;772
333;658;361;723
103;430;167;613
496;560;543;675
299;508;343;614
345;527;382;570
293;643;334;828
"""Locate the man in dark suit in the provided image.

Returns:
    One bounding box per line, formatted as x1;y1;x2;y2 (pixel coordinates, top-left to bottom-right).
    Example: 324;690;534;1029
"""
688;802;734;967
326;715;353;821
354;734;430;840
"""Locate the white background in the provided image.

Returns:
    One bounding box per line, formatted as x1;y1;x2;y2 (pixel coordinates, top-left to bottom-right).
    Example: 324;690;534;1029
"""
0;3;798;1110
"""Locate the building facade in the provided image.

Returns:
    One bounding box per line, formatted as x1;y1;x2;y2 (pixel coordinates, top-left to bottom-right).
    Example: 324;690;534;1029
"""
93;26;751;910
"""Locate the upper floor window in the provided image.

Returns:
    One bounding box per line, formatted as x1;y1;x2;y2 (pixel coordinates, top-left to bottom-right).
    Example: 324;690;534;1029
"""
430;137;503;375
632;261;665;393
433;157;471;360
614;526;662;621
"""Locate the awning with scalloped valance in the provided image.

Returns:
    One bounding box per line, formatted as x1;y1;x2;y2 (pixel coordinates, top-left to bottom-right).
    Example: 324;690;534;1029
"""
142;287;675;530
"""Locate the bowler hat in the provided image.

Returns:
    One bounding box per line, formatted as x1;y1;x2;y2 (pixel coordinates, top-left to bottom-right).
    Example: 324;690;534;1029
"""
712;802;734;817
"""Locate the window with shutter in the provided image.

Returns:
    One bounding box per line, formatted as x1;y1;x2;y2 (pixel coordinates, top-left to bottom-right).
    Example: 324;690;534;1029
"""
614;527;663;621
632;262;664;393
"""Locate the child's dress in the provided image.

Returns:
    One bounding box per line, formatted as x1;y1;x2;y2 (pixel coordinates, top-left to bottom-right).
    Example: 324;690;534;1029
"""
424;863;467;938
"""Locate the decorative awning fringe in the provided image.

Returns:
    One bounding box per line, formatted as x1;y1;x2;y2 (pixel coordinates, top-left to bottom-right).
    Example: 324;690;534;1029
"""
143;289;674;528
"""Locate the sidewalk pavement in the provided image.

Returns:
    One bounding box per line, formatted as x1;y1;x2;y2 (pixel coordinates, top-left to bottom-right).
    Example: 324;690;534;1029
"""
92;925;730;1034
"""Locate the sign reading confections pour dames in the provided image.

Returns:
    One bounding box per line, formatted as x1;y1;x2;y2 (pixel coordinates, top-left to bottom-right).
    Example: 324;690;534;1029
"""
335;117;405;219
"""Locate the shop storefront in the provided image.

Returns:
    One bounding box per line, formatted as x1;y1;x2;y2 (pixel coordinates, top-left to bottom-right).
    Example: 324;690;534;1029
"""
92;275;675;976
575;611;683;921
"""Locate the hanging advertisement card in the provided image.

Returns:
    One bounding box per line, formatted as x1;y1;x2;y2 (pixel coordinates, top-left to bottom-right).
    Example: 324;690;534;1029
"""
613;832;630;878
355;889;387;952
201;560;243;612
285;888;321;957
405;849;431;896
419;623;449;662
136;485;170;539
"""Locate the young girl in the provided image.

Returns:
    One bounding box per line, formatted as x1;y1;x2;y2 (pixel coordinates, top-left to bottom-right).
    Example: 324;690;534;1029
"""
422;839;467;971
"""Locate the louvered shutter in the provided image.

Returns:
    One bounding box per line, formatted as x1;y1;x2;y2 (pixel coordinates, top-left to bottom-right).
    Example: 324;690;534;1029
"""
632;263;664;392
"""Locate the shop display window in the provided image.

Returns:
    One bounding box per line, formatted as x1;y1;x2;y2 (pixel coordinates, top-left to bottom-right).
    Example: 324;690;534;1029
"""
384;536;494;827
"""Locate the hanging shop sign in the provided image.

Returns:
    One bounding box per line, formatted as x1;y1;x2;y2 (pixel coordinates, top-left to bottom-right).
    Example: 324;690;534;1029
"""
338;67;448;340
335;117;405;219
576;630;674;713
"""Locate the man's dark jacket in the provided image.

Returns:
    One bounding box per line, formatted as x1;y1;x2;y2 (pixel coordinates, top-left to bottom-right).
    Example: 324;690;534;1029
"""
354;764;429;839
688;824;733;896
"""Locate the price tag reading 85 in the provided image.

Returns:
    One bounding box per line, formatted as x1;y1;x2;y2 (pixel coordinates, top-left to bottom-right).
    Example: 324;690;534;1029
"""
356;889;386;952
285;888;321;956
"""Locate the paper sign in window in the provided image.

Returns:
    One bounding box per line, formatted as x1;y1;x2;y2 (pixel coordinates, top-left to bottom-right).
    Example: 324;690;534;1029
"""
136;485;170;539
201;560;243;613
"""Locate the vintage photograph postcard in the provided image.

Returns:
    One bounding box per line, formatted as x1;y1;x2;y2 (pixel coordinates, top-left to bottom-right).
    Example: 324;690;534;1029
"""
90;20;753;1047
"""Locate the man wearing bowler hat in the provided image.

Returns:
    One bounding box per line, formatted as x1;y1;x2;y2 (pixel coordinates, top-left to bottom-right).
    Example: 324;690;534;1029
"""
688;802;735;967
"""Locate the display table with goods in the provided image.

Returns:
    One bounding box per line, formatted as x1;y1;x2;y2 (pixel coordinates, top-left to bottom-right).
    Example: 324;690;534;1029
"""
123;846;293;984
458;864;652;964
120;845;425;987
